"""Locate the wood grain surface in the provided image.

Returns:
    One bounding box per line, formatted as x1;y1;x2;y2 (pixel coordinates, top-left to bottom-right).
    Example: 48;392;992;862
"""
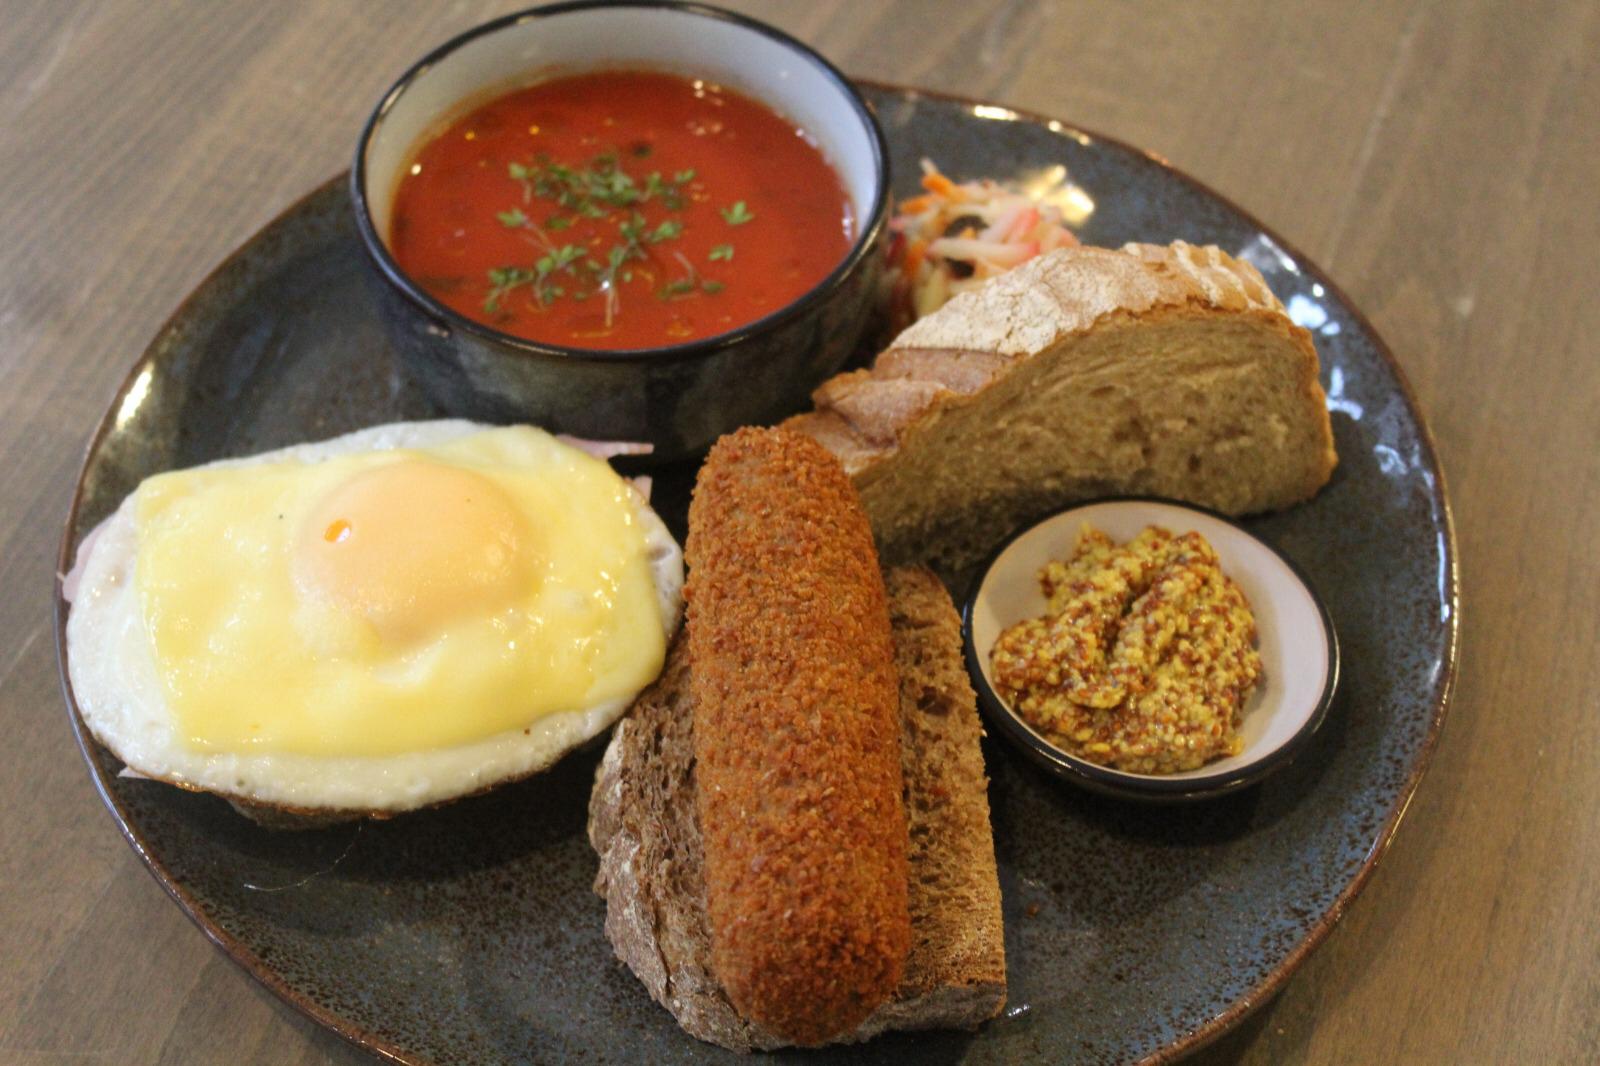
2;1;1595;1063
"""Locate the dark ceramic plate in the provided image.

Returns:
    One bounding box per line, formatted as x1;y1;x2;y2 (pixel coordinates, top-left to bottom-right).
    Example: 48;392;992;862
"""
55;84;1457;1066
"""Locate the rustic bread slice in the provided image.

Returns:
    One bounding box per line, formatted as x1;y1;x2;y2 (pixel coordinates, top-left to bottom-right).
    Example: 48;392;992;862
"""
588;566;1004;1051
785;241;1338;580
872;566;1007;1031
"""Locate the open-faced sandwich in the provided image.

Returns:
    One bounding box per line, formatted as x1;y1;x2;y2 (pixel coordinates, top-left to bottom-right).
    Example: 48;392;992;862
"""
589;427;1006;1050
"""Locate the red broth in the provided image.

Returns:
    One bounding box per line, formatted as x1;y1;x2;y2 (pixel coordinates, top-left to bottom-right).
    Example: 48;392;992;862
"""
389;70;855;351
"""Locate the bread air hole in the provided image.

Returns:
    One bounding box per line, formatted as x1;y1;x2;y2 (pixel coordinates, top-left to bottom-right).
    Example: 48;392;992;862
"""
1111;416;1147;444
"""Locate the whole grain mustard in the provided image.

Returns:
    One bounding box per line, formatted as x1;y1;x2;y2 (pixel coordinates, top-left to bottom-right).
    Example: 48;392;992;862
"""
990;524;1262;773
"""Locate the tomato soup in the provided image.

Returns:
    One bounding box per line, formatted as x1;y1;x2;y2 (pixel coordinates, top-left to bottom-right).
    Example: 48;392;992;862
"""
389;70;855;350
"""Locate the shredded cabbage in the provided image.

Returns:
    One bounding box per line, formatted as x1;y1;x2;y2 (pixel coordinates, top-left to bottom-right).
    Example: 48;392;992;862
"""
885;160;1081;328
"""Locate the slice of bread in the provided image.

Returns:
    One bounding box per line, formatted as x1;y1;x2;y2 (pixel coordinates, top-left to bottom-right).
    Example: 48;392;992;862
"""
588;565;1004;1051
785;241;1338;580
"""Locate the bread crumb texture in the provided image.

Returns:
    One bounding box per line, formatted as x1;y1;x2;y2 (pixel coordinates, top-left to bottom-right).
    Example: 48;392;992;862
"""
785;241;1338;582
685;427;912;1045
881;567;1006;1005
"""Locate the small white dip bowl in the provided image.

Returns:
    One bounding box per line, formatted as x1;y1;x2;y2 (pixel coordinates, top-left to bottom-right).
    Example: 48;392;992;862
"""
962;497;1339;801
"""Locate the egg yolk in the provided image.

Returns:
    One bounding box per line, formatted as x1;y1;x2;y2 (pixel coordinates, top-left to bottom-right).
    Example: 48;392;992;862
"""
294;459;536;646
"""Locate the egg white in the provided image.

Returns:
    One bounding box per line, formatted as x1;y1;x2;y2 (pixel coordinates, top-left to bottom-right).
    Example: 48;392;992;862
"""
64;420;683;816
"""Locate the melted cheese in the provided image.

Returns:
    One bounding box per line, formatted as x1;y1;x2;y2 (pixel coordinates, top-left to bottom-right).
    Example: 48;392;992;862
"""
132;426;665;757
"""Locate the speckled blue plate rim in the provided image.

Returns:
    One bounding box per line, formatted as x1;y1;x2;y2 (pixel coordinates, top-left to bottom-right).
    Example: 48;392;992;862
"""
51;174;419;1066
959;495;1343;802
50;81;1462;1066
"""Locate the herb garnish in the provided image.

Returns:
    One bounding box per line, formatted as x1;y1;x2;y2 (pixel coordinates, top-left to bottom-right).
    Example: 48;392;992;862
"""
658;251;699;302
484;150;739;324
508;162;536;203
720;200;754;226
485;243;584;312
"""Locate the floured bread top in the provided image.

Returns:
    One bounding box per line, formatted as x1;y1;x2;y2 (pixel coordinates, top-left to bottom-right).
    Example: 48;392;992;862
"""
892;241;1282;356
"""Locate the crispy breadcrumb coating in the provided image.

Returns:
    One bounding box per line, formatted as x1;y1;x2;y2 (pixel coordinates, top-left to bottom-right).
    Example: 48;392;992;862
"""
685;427;911;1045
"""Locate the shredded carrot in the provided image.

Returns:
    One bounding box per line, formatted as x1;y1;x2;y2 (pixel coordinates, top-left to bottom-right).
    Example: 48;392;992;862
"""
902;238;928;278
920;171;961;199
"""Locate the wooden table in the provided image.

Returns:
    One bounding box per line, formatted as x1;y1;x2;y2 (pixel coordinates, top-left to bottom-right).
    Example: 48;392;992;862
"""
3;2;1594;1062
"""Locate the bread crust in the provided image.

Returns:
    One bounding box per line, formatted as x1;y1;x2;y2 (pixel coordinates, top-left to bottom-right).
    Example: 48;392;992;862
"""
684;428;911;1045
790;241;1331;480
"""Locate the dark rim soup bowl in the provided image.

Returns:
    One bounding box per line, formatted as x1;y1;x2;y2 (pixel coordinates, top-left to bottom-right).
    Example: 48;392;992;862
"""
351;1;890;462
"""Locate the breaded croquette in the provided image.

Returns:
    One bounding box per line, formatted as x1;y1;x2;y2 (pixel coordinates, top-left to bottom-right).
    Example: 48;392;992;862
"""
685;427;911;1046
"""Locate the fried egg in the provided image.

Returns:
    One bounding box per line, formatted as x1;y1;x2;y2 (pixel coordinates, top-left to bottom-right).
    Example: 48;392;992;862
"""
64;421;682;817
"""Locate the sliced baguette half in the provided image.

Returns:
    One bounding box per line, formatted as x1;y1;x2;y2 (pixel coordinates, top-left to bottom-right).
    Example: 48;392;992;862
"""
786;241;1338;579
588;565;1005;1051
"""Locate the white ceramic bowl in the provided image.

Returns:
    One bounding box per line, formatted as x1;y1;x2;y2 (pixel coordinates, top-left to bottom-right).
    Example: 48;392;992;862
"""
962;497;1339;801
